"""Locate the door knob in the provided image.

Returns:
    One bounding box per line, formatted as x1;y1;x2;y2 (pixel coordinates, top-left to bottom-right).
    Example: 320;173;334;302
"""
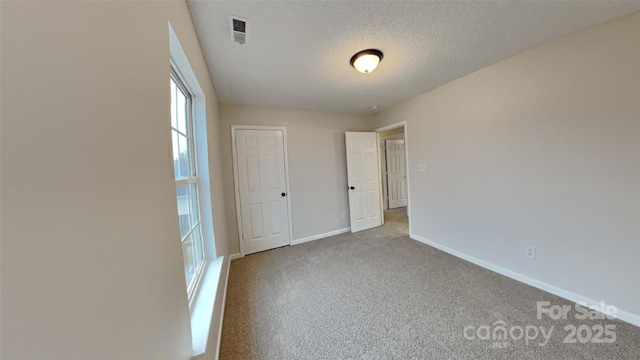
349;186;355;190
281;192;286;197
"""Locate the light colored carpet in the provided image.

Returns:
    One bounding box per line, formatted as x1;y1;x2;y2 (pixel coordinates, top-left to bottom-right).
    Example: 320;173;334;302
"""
382;207;409;235
220;209;640;359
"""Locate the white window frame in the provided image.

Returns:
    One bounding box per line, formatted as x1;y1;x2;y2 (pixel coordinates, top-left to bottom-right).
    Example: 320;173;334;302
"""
171;64;207;303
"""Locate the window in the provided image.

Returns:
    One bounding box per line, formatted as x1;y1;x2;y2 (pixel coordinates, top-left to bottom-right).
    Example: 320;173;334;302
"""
170;68;205;298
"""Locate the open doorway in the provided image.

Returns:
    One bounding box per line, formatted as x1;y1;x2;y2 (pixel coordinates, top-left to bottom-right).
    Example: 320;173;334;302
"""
375;121;410;235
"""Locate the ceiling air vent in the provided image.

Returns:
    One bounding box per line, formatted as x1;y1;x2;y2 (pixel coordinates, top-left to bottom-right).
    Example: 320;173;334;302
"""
229;15;248;45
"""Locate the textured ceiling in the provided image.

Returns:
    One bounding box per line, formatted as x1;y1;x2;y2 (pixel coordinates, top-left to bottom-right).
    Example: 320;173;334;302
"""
187;1;640;115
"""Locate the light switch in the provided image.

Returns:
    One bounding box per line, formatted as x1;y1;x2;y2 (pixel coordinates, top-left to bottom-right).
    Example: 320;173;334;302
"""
418;163;427;172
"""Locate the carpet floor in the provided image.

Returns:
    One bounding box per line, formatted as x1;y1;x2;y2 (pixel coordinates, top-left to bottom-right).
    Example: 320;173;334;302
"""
220;208;640;359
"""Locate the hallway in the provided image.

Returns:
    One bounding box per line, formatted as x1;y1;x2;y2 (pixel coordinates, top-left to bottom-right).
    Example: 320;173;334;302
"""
383;207;409;235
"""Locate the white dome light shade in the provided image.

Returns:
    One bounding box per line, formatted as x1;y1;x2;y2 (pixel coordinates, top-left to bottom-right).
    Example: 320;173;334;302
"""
353;54;380;73
350;49;383;74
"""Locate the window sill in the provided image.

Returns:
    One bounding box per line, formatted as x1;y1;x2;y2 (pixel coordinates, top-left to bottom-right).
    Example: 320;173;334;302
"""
190;256;224;359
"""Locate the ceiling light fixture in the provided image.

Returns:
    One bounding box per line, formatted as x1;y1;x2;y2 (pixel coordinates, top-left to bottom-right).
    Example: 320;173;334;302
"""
350;49;383;74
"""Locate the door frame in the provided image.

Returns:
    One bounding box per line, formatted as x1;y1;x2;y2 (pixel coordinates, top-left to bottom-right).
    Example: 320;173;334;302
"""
231;125;294;256
374;120;411;235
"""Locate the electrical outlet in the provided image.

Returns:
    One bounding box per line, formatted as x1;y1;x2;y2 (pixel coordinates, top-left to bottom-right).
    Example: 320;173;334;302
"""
525;246;536;259
418;163;427;172
341;211;347;219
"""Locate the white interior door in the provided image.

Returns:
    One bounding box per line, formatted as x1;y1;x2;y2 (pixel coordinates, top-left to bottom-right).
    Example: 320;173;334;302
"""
345;132;382;232
386;139;408;209
234;129;291;255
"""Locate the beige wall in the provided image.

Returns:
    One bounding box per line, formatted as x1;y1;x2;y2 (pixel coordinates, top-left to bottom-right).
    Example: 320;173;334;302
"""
1;1;228;358
371;12;640;317
220;104;370;254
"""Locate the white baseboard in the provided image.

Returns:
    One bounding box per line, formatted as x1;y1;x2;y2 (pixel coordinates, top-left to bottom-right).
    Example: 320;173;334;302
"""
229;253;243;261
292;227;351;246
214;257;232;360
409;233;640;328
